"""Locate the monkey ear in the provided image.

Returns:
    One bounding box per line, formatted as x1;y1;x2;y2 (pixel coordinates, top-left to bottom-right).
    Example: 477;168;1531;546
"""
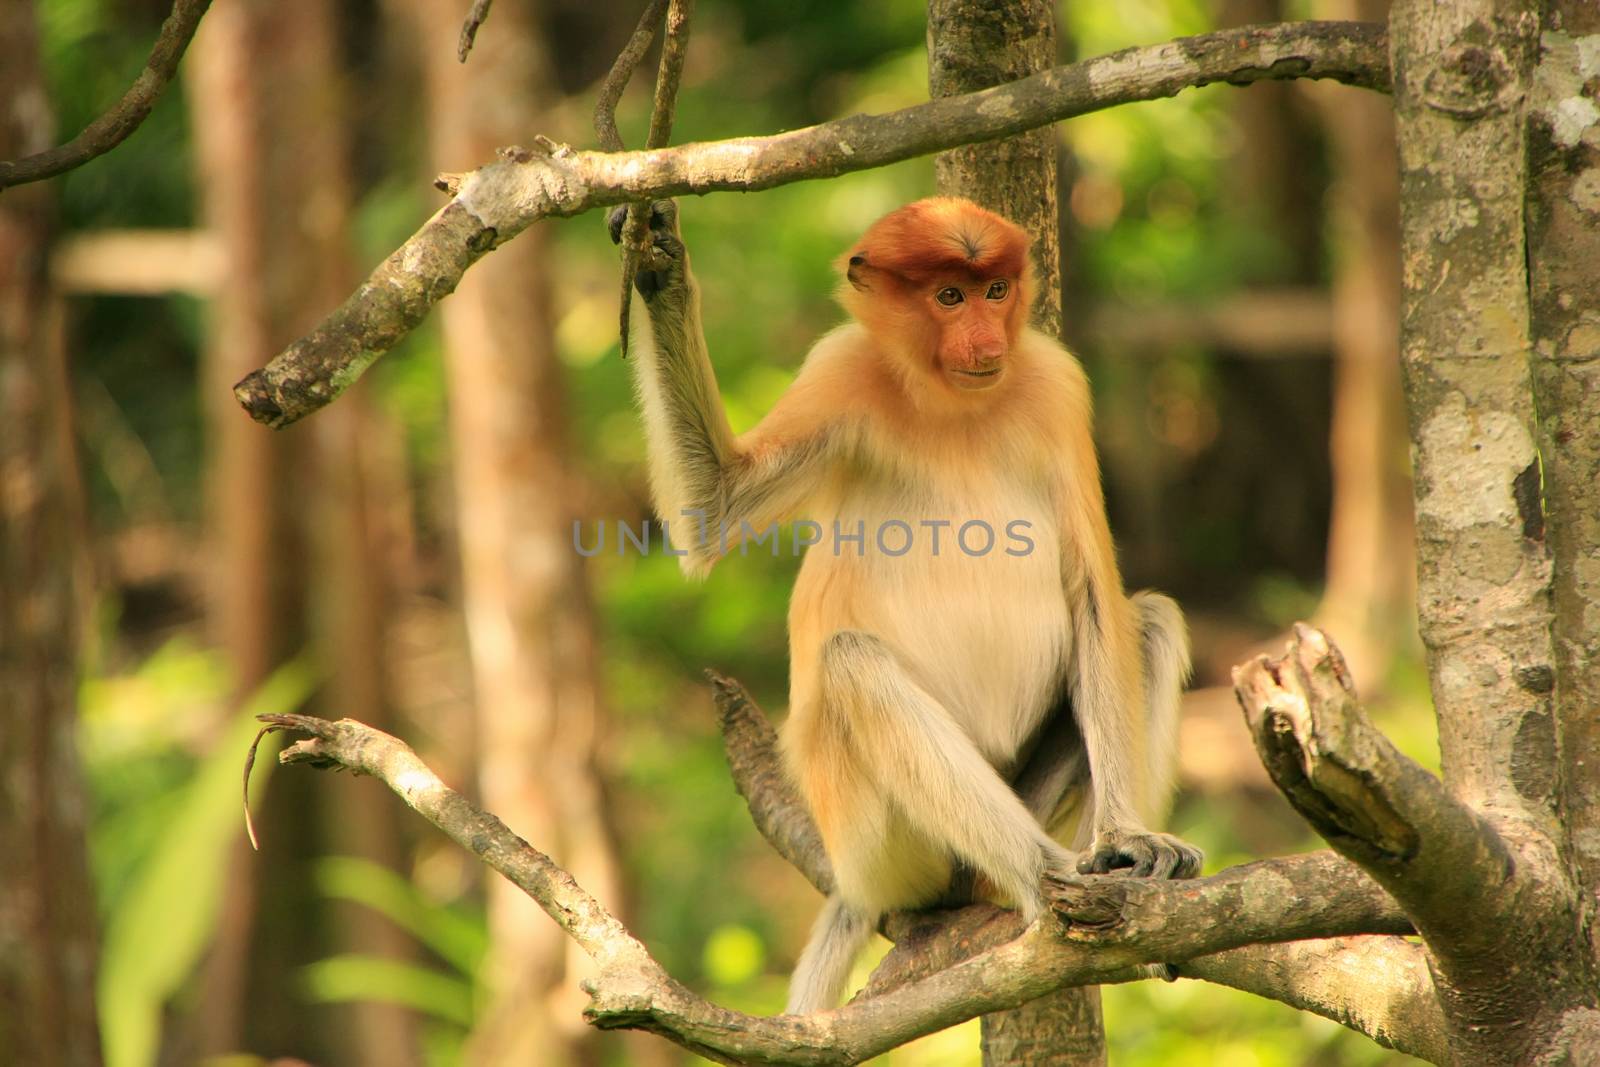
846;254;871;292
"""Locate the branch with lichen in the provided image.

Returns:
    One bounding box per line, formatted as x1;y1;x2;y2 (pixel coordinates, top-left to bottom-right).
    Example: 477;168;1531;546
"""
232;20;1389;428
254;688;1445;1064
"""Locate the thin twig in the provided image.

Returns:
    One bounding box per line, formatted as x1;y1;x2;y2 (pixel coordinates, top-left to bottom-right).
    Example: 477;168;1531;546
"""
594;0;673;152
616;0;696;354
457;0;495;62
0;0;213;189
241;725;275;851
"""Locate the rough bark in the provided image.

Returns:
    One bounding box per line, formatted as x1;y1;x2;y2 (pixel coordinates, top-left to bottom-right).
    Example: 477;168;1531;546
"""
1389;3;1597;1059
929;0;1064;336
233;20;1391;428
1524;0;1600;972
407;2;626;1062
926;3;1101;1061
0;5;103;1064
1175;937;1449;1064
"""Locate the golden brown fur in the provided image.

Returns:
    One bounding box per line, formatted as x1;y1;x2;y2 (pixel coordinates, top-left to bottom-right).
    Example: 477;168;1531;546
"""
613;197;1200;1016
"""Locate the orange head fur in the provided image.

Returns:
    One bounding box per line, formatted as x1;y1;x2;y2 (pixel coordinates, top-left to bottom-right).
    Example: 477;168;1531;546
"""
837;198;1035;396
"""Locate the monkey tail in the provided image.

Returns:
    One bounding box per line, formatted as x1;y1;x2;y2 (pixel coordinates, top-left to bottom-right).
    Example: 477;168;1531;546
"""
1131;590;1192;824
786;895;875;1015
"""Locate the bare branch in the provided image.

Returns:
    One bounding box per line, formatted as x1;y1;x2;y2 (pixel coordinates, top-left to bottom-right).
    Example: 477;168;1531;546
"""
617;0;695;354
1234;626;1521;964
0;0;212;190
261;710;1415;1064
457;0;494;62
233;20;1389;428
260;712;653;971
708;673;833;894
1177;937;1450;1064
593;0;672;152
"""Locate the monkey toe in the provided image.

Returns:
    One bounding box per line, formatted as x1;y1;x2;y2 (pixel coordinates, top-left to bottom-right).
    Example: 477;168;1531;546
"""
1077;831;1204;880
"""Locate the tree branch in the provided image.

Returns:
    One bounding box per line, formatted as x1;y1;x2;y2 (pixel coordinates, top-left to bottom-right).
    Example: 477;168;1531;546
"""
0;0;212;190
456;0;495;62
258;710;1414;1065
593;0;672;152
616;0;694;354
1234;625;1525;971
233;19;1389;428
709;673;833;894
1176;937;1450;1064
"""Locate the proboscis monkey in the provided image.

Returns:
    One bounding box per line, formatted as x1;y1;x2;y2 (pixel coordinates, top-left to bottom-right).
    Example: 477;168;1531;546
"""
609;197;1200;1015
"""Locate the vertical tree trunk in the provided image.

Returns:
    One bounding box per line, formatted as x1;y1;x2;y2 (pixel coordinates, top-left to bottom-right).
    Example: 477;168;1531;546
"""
187;2;421;1061
1525;0;1600;973
927;4;1105;1064
1391;0;1596;1059
407;3;625;1063
1311;0;1415;690
0;6;103;1066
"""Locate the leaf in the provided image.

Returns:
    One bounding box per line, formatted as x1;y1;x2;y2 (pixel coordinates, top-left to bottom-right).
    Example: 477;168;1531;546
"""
300;954;475;1029
314;855;487;977
97;661;318;1067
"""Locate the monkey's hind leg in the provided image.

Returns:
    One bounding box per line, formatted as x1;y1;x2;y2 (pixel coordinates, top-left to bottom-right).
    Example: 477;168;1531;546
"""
818;630;1073;920
786;895;874;1015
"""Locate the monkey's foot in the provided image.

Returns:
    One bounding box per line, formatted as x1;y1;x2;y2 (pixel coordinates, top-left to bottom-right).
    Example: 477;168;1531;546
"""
1077;829;1202;879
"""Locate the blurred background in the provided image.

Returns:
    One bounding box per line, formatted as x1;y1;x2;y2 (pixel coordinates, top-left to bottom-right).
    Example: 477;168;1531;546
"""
6;0;1433;1063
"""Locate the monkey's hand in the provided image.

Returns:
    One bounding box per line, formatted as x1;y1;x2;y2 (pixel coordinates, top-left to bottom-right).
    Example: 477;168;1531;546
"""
607;199;686;302
1077;828;1203;880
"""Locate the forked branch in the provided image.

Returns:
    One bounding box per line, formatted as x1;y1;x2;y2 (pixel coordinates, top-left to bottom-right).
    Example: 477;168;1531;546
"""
258;702;1436;1064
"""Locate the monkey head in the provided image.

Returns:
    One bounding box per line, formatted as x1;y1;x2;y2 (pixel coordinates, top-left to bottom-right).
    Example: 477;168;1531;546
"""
838;197;1035;393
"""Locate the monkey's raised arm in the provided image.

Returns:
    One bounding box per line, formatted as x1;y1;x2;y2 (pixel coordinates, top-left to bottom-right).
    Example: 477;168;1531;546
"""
612;202;835;575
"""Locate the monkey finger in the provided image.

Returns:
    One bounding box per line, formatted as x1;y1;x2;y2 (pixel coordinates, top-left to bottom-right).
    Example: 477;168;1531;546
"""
1172;841;1205;880
606;205;630;244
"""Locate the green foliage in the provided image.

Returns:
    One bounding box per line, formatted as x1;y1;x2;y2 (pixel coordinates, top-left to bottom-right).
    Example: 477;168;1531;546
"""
313;856;488;978
93;658;317;1067
301;954;476;1029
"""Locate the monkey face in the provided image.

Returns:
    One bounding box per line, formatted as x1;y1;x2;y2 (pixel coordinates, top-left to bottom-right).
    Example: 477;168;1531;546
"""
928;277;1017;389
837;198;1035;397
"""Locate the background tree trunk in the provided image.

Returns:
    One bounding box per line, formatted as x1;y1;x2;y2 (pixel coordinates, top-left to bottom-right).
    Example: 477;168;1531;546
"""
186;2;421;1061
927;3;1105;1063
0;5;103;1065
406;3;626;1063
1310;0;1415;691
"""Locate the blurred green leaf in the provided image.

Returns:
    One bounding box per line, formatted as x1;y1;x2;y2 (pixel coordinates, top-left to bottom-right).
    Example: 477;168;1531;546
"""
97;660;317;1067
314;855;487;977
300;954;475;1029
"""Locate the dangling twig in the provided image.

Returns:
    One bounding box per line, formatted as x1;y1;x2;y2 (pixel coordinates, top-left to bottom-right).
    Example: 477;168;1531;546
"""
593;0;695;355
457;0;495;62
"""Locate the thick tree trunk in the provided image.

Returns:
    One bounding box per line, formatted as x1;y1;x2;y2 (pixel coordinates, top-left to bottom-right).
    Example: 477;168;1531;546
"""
1389;0;1598;1060
0;6;103;1065
407;3;626;1063
927;4;1105;1064
1526;0;1600;974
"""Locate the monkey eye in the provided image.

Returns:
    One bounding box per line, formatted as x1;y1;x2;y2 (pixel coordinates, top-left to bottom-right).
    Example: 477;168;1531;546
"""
935;286;965;307
986;280;1010;301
